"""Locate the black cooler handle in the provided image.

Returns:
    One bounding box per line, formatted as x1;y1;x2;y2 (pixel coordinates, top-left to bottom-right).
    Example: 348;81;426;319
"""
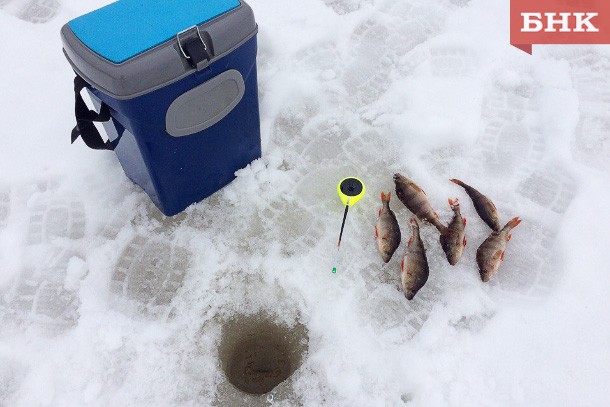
71;75;114;151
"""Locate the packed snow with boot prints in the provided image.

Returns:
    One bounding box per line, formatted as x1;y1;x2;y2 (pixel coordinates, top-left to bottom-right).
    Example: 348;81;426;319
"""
1;0;609;406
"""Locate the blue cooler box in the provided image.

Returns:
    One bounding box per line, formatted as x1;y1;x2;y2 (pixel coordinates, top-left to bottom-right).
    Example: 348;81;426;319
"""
61;0;261;216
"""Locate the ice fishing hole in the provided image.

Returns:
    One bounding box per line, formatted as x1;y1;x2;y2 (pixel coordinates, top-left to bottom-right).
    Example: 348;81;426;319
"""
219;314;308;395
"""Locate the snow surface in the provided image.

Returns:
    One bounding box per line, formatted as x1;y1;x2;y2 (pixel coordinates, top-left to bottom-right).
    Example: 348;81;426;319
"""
1;0;610;405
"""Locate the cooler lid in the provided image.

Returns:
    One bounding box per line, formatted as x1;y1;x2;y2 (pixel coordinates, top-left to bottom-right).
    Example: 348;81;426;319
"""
69;0;241;64
61;0;257;100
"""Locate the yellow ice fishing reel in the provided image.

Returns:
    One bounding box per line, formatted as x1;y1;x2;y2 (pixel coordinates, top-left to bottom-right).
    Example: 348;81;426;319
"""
332;177;366;273
337;177;366;207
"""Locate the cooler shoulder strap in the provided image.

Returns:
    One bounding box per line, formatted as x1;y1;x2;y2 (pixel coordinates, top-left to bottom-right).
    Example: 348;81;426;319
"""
71;75;114;151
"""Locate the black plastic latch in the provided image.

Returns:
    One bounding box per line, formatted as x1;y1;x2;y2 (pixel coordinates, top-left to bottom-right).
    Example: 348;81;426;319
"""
177;26;211;71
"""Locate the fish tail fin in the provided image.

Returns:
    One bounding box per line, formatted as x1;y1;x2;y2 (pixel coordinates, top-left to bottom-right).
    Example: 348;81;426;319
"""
381;191;391;203
450;179;466;188
504;217;522;231
448;198;459;210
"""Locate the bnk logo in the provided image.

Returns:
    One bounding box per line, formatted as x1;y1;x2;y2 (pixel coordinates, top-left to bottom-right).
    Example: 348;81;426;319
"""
521;12;599;32
510;0;610;54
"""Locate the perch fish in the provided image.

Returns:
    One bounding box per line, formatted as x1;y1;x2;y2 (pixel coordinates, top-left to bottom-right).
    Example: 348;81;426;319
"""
450;179;501;231
476;217;522;282
394;173;448;235
440;198;467;266
401;218;430;300
375;192;401;263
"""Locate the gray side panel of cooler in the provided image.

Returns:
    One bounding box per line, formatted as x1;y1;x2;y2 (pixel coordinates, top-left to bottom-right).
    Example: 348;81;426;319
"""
165;69;245;137
61;1;257;100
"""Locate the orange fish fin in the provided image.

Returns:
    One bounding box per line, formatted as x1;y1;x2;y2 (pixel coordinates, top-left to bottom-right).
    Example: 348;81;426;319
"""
408;236;413;247
375;225;378;238
448;198;453;206
401;257;405;272
463;217;467;225
507;233;512;241
463;236;467;246
501;251;505;261
378;207;381;216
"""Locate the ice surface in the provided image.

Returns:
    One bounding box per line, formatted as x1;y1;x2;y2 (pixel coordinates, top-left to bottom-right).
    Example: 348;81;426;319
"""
0;0;610;405
322;0;370;16
110;234;189;314
26;194;86;244
0;188;9;231
0;0;59;24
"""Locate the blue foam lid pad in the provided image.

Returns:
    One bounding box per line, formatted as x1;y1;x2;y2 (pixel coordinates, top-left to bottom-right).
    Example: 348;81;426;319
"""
69;0;241;63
